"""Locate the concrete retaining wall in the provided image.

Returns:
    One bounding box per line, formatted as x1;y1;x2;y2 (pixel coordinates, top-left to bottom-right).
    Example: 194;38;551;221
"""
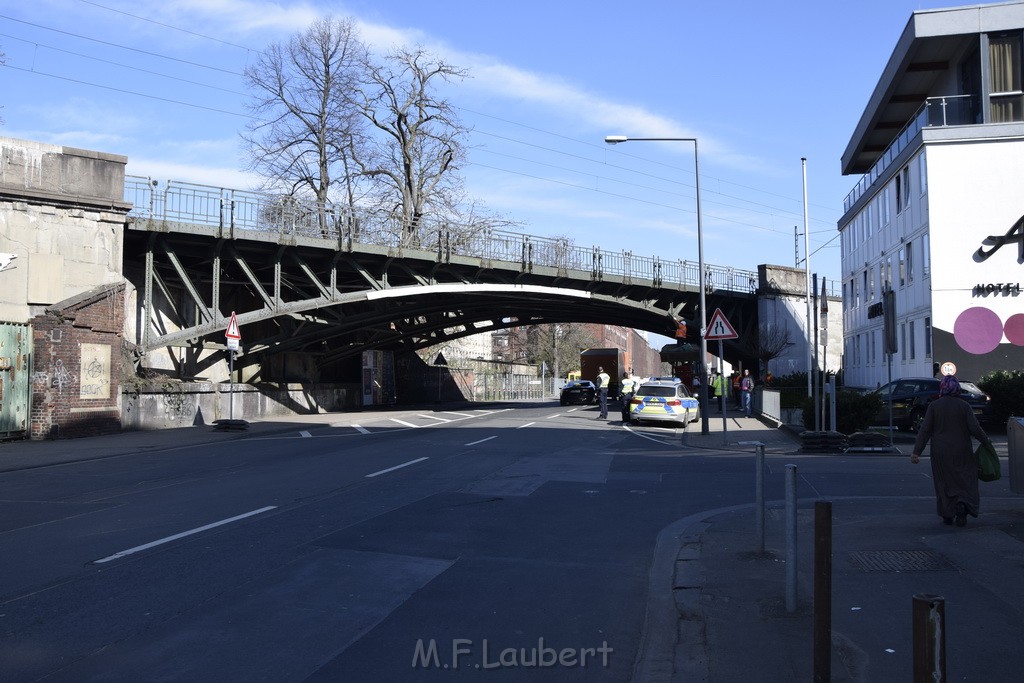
121;382;362;430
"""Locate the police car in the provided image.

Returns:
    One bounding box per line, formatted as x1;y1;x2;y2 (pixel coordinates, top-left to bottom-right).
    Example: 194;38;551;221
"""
628;379;701;426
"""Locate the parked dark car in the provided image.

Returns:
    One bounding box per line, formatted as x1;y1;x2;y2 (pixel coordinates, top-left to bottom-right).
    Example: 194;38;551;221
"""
870;377;992;432
560;380;597;406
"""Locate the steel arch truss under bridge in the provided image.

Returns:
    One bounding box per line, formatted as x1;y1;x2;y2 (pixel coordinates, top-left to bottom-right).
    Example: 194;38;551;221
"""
123;178;759;377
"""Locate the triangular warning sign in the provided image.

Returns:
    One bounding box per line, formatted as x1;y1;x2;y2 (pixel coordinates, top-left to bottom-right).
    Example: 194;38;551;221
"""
225;312;241;339
704;308;738;340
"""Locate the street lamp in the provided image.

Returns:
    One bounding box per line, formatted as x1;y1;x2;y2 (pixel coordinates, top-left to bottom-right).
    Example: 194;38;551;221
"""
605;135;710;435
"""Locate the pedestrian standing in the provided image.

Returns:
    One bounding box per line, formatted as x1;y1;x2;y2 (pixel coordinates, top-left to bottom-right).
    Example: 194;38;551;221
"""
619;372;636;422
596;366;610;420
910;375;995;527
740;369;754;418
711;370;726;413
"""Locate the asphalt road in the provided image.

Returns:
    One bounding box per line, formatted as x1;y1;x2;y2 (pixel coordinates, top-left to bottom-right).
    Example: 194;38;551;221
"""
6;402;1013;681
0;402;753;682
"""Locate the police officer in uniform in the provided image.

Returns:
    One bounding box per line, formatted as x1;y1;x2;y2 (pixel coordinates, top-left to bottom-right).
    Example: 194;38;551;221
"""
619;372;637;422
596;366;611;419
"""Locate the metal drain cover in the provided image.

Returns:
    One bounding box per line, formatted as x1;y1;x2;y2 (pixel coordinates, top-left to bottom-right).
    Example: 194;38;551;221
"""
849;550;957;572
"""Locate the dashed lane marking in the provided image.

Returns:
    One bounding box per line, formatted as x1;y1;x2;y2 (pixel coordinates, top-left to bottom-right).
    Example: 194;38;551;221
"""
93;506;278;564
365;457;429;478
466;436;498;446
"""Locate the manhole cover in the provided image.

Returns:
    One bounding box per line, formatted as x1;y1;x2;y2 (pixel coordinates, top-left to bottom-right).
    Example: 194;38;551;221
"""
849;550;956;572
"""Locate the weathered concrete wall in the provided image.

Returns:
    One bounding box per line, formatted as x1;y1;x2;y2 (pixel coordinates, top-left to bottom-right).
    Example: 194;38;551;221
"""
757;264;843;377
0;136;130;324
121;382;361;430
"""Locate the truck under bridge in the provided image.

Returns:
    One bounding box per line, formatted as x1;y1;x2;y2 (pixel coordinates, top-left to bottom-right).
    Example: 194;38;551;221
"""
124;178;761;381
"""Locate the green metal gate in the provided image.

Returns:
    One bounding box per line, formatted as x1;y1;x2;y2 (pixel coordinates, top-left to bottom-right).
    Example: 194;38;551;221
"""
0;323;31;439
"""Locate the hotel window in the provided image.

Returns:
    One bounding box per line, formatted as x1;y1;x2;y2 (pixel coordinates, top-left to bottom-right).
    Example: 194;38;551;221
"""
925;317;932;357
990;32;1023;123
922;234;930;278
909;320;916;360
895;166;910;214
883;190;890;225
871;330;877;365
918;153;927;195
855;334;861;366
899;249;906;287
855;277;860;307
863;270;868;302
900;323;907;361
869;266;876;300
905;241;914;283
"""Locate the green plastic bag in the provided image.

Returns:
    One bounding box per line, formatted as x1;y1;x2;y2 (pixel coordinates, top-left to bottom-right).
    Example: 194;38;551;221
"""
977;442;1001;482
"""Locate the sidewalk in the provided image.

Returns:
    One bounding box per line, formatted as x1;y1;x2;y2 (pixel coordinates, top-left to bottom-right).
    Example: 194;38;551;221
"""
0;403;485;473
643;415;1024;682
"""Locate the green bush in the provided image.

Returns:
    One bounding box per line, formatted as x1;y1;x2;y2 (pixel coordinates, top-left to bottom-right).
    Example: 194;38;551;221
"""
801;389;881;434
978;370;1024;429
770;371;810;409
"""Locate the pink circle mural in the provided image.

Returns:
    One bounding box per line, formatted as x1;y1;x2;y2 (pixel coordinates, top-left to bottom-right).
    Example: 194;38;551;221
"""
953;307;1002;354
1004;313;1024;346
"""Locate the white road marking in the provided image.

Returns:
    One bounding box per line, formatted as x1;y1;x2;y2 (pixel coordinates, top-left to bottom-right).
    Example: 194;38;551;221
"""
389;418;420;428
517;422;535;429
466;436;498;446
365;457;429;478
93;506;278;564
350;424;370;434
299;431;312;438
547;413;562;419
443;411;474;417
418;414;451;422
622;425;676;445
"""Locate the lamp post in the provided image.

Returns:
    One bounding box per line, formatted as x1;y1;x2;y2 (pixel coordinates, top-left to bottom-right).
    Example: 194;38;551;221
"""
605;135;710;435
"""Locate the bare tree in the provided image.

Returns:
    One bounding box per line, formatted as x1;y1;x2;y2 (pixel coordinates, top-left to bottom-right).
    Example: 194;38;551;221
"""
241;16;368;209
355;47;469;245
742;323;795;378
527;323;597;380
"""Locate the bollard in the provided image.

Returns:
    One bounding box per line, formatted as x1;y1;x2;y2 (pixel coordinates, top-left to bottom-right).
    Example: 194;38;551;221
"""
755;444;766;554
912;594;946;683
813;501;832;682
785;464;797;613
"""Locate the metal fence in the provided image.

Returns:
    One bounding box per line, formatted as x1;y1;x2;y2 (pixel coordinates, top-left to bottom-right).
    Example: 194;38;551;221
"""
125;176;773;294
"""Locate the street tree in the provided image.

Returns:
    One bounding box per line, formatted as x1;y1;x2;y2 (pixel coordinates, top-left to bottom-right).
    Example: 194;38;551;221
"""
354;46;469;245
241;16;368;211
527;323;597;381
741;322;795;378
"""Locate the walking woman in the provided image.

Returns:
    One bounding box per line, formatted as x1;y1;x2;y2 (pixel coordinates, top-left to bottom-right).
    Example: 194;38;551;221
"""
910;375;995;527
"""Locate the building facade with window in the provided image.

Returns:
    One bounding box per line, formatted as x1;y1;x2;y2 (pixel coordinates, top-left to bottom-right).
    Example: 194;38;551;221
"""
840;1;1024;388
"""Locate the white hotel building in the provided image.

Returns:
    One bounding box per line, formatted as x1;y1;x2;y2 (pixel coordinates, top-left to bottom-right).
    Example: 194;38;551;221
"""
841;0;1024;388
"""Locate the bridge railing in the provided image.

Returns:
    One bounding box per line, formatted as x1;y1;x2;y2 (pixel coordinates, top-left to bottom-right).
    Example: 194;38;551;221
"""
125;176;785;295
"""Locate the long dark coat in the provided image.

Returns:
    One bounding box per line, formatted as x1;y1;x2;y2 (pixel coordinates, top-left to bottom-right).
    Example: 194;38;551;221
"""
912;395;990;518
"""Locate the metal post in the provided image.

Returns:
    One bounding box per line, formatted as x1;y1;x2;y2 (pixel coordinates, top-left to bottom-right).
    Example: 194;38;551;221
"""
813;501;832;682
229;350;235;422
785;464;798;613
695;143;709;436
829;376;837;432
755;444;766;554
802;158;812;399
719;339;728;446
912;595;946;683
813;273;820;431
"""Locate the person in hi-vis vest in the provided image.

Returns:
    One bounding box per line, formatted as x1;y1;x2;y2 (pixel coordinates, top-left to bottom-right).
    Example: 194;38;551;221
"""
619;372;637;422
596;367;610;419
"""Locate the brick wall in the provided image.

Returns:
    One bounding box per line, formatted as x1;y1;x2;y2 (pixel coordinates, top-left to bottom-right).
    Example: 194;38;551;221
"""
30;284;126;439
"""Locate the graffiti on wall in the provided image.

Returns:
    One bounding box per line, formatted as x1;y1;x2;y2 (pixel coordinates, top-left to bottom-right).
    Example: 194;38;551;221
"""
79;343;111;399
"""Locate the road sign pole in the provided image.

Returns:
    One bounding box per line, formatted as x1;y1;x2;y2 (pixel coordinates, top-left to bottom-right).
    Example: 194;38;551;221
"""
229;349;235;421
719;339;728;446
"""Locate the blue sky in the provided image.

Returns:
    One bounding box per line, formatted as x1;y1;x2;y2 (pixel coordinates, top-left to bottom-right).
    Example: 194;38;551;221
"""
1;0;960;293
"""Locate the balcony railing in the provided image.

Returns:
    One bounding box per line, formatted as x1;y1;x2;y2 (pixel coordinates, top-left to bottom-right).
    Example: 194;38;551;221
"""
844;94;979;212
